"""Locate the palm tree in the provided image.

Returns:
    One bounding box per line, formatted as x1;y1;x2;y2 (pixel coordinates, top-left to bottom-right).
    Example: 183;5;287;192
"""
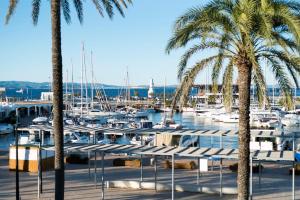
5;0;132;199
166;0;300;199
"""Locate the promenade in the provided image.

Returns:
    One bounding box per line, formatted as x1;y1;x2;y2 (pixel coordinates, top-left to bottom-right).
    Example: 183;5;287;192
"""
0;150;299;200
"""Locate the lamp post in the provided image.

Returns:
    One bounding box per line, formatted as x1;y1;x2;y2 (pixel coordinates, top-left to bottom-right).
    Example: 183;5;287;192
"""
15;124;19;200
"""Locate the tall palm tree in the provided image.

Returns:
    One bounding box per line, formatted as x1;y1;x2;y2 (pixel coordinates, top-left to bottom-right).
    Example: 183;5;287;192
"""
5;0;132;199
166;0;300;199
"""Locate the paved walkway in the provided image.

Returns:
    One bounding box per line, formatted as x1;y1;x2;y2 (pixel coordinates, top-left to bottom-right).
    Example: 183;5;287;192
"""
0;151;299;200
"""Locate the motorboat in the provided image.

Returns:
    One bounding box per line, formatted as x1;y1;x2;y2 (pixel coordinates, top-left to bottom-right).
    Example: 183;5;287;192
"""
195;104;225;118
0;124;13;135
250;110;281;129
32;117;48;124
281;114;300;127
181;107;195;112
153;118;182;129
130;135;154;145
215;113;239;123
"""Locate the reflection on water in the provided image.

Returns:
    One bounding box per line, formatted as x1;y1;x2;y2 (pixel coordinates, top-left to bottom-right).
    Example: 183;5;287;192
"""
0;112;298;150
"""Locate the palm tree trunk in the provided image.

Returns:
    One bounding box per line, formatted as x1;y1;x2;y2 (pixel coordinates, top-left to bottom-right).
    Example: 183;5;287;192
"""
237;63;252;200
51;0;64;199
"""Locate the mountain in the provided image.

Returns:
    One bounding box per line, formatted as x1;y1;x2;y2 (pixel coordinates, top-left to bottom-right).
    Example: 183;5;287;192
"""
0;81;120;89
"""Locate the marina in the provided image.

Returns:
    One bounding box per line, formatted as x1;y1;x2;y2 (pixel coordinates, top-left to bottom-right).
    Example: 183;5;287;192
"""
1;0;300;199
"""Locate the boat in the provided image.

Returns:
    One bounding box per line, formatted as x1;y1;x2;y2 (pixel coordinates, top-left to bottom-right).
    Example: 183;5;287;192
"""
16;88;24;94
181;107;195;112
250;109;281;129
32;117;48;124
153;118;182;129
214;113;239;123
281;113;300;127
130;135;154;145
195;104;225;118
0;124;13;135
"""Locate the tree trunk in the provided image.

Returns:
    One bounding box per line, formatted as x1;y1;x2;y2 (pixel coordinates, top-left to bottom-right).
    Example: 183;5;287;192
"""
51;0;64;199
237;63;252;200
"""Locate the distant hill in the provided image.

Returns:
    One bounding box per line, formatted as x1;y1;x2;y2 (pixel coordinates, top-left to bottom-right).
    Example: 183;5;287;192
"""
0;81;121;89
0;81;178;89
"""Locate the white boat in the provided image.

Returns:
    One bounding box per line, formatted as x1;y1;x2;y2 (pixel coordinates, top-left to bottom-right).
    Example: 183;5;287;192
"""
195;104;225;118
16;88;24;94
32;117;48;124
153;118;182;129
216;113;239;123
181;107;195;112
281;114;300;127
0;124;13;135
250;110;281;129
130;135;154;145
130;109;149;118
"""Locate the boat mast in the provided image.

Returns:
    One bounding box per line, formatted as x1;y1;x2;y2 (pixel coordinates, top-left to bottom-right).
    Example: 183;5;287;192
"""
90;51;94;109
71;59;74;115
127;66;130;105
164;77;166;122
81;43;84;118
84;48;88;113
66;68;68;113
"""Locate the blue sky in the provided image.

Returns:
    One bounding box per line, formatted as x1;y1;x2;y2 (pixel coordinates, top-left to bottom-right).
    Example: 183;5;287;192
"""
0;0;210;86
1;0;280;87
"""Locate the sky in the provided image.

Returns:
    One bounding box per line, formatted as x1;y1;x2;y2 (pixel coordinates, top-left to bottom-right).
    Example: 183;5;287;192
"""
0;0;279;87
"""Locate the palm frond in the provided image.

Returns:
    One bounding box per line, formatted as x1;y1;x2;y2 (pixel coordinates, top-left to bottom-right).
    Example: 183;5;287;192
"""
73;0;83;24
173;57;217;110
5;0;18;24
101;0;114;19
177;42;222;80
222;59;234;111
32;0;41;25
62;0;71;24
111;0;125;17
92;0;104;17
